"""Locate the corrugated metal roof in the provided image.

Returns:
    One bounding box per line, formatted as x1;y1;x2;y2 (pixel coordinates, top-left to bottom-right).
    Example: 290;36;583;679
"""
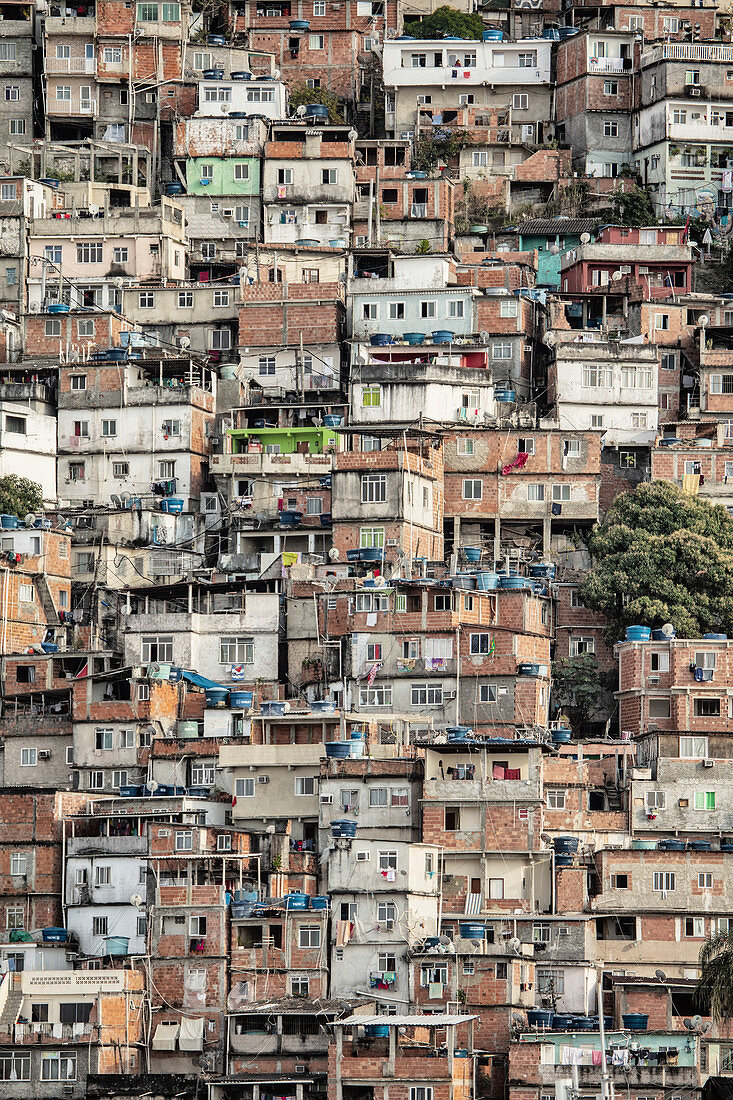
518;218;598;236
337;1014;478;1026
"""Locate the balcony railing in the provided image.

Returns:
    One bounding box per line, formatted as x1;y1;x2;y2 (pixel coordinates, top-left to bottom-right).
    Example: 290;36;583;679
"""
48;98;96;115
45;57;96;74
588;57;627;73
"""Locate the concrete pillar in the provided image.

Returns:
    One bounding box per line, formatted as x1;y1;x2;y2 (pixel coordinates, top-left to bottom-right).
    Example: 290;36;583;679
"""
543;517;551;557
493;517;501;563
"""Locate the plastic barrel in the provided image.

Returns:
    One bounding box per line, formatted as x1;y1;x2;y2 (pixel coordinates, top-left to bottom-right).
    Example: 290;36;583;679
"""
325;742;351;758
475;572;500;590
553;836;580;853
205;686;229;707
527;1010;554;1027
622;1013;649;1030
551;728;572;744
447;726;473;742
309;895;329;909
311;700;337;713
261;701;286;716
230;691;253;708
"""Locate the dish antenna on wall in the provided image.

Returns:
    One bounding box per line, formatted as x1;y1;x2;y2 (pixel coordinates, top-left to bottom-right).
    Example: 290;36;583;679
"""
612;269;623;281
655;969;667;980
129;893;144;909
328;547;340;560
24;513;37;527
660;623;675;638
145;779;159;792
580;232;591;243
509;937;522;954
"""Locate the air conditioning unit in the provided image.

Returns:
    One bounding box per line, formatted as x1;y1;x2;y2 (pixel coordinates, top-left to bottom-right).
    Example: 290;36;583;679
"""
648;674;660;685
558;927;570;936
38;750;51;759
257;775;270;784
356;851;370;861
703;759;715;767
320;793;334;804
688;85;701;96
223;209;234;217
386;538;398;546
400;130;414;139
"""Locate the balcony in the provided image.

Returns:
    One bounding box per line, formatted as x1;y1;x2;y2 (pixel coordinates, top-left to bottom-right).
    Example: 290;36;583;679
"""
45;57;96;74
211;450;334;476
643;43;733;65
47;98;96;115
587;56;628;73
67;834;147;857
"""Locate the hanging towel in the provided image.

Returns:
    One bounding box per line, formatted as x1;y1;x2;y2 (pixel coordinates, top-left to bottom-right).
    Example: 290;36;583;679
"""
592;1050;603;1066
179;1016;205;1052
682;472;700;495
386;869;396;882
493;764;506;779
505;768;520;780
429;982;443;999
561;1046;574;1065
366;613;378;627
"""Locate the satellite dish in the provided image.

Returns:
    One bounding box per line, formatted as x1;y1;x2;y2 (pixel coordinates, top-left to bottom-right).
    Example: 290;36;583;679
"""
470;938;482;948
543;332;557;348
88;203;100;216
549;244;560;255
612;269;623;281
512;1014;524;1027
580;232;591;243
655;969;667;980
129;892;144;908
273;68;281;78
683;1018;693;1030
178;335;191;349
29;301;40;313
296;104;307;116
145;779;159;792
146;724;157;737
110;494;121;508
702;1021;713;1033
438;934;451;945
348;129;358;141
221;103;230;112
147;662;160;677
660;623;675;637
692;1015;703;1028
328;547;340;560
509;937;521;953
373;575;386;587
113;276;125;288
119;491;131;503
56;514;67;528
700;314;710;327
24;513;37;527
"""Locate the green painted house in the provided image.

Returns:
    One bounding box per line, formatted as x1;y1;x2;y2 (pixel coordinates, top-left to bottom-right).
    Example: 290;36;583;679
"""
185;156;261;198
517;217;598;288
228;426;343;455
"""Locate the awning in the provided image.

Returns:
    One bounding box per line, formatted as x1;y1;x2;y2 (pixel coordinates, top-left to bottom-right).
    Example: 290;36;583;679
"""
179;1015;205;1051
152;1022;180;1050
181;670;226;690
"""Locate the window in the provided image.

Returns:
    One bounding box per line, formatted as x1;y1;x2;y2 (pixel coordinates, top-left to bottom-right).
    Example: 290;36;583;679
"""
463;479;482;500
604;80;618;95
41;1053;77;1082
699;873;713;889
470;633;492;655
512;93;528;109
631;413;648;430
0;1052;30;1081
552;484;571;501
392;788;409;807
322;168;337;185
655;313;669;331
159;459;176;479
680;735;709;760
362;386;381;407
686;69;701;86
378;850;397;872
370;787;388;807
95;865;111;885
564;438;581;458
619;452;636;469
570;636;595;656
309;33;324;48
213;290;230;307
113;462;129;478
388;302;405;320
492;342;512;360
76;242;103;263
6;906;23;930
360;685;392;707
258;356;276;376
480;685;498;703
611;874;629;889
18;582;34;603
44;245;62;264
56;85;71;100
694;791;717;810
456;437;474;457
649;697;671;718
20;747;36;767
10;853;26;876
306;496;323;515
411;683;443;706
685;917;705;938
547;789;566;809
141;636;173;662
366;643;382;662
3;87;17;103
139;291;155;309
360;527;384;549
92;915;109;936
653;872;676;892
298;924;321;948
501;299;518;317
235;778;255;798
496;962;508;979
583;367;612;388
694;651;717;670
449;300;464;319
489;878;504;899
527;484;545;502
46;319;61;337
175;831;193;851
650;651;669;672
233;163;249;182
604;120;619;138
295;777;316;796
303;269;319;284
361;474;387;503
694;698;720;717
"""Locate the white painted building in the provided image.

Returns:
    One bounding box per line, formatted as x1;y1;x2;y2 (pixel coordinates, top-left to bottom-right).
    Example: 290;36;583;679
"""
196;77;288;120
65;836;148;957
326;838;441;1001
548;338;659;439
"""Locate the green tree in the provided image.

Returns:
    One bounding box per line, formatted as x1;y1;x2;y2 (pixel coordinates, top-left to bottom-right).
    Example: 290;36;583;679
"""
551;654;615;732
287;84;345;123
696;930;731;1020
580;481;733;641
411;128;473;173
0;474;43;518
404;5;484;39
610;185;656;226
